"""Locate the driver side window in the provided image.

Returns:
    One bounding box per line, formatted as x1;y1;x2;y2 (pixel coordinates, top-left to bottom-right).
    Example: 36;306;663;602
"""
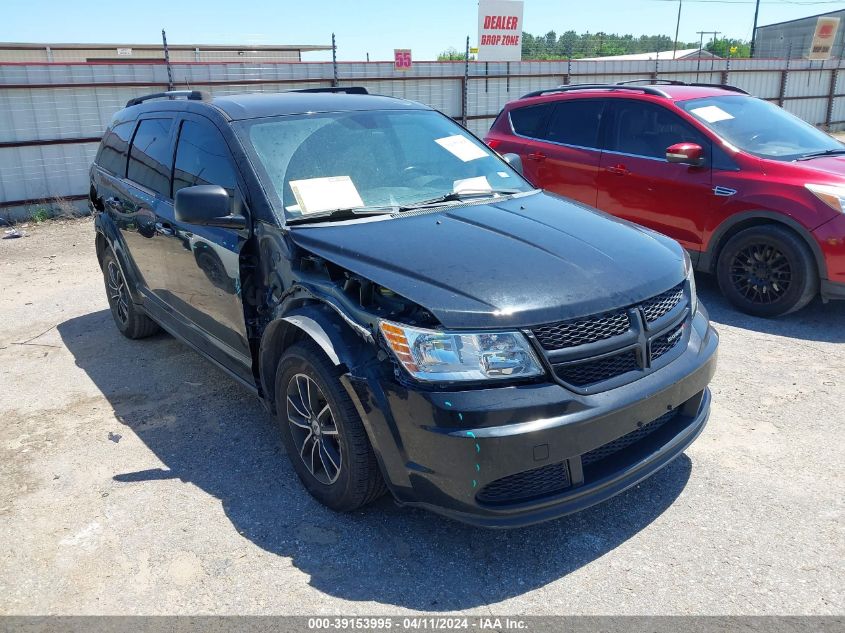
608;101;708;160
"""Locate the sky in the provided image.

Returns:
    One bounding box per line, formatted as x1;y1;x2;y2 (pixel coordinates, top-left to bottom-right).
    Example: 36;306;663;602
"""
3;0;843;61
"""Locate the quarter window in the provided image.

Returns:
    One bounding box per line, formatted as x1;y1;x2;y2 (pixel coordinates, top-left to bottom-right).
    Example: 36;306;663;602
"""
96;122;134;176
545;100;604;149
173;120;238;200
608;101;707;160
127;118;174;197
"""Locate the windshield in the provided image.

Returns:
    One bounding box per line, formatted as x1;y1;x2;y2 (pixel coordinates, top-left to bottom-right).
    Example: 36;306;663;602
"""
680;95;844;161
239;109;532;221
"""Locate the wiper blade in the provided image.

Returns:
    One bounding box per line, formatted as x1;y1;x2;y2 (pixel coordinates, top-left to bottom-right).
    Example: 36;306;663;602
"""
398;189;522;211
797;148;845;160
286;207;394;225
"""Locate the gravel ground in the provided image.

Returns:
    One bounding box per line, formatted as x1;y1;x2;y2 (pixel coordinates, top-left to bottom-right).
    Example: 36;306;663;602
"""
0;217;843;615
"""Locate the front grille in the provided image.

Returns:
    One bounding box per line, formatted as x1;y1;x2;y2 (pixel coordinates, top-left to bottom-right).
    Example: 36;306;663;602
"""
477;461;571;505
581;409;679;467
641;284;684;323
650;324;684;362
554;350;639;387
532;310;629;350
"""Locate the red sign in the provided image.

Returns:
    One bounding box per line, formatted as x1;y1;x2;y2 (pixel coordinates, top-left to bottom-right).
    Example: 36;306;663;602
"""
394;49;412;71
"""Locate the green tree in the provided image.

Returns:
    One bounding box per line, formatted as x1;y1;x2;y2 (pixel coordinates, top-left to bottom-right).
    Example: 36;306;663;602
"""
437;47;475;61
706;38;751;58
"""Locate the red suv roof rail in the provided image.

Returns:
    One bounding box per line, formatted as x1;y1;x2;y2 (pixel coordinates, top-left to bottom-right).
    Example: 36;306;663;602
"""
616;79;749;95
520;84;672;99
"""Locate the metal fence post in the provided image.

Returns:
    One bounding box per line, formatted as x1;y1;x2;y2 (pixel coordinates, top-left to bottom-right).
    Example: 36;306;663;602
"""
332;33;338;87
826;64;838;130
462;36;469;127
162;29;174;91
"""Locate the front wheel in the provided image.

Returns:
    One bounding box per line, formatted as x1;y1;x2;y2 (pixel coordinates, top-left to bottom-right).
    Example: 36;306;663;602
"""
716;225;818;317
274;340;386;511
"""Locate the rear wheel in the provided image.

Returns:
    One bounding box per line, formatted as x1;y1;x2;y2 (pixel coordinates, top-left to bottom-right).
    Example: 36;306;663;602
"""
275;340;386;511
101;250;160;339
716;225;818;317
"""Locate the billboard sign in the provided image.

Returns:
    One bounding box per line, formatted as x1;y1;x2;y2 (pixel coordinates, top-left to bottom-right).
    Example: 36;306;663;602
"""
477;0;524;62
808;16;840;60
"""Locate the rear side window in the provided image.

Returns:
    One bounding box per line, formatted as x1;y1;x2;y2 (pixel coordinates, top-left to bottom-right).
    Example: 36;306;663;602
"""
127;118;174;197
545;100;604;149
173;120;237;200
96;122;134;176
509;104;551;138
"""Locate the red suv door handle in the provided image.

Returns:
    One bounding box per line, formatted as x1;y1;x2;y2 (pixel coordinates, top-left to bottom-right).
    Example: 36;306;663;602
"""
606;164;630;176
526;152;547;162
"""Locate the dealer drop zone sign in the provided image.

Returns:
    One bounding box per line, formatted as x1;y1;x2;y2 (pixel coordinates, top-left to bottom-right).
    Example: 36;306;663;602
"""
477;0;524;62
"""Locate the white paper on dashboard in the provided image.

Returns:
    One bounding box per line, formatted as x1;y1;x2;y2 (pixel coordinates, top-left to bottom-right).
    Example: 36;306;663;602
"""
435;134;489;162
690;105;734;123
453;176;492;193
289;176;365;214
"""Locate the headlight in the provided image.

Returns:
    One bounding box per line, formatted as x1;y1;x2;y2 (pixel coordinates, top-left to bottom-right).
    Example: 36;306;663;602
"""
379;320;544;382
806;183;845;213
684;251;698;315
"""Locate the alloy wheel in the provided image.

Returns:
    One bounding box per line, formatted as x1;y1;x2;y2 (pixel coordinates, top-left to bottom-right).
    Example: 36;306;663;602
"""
107;260;130;324
729;243;792;304
285;373;342;485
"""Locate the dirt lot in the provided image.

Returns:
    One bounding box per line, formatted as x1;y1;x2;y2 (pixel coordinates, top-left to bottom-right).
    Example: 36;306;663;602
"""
1;217;843;615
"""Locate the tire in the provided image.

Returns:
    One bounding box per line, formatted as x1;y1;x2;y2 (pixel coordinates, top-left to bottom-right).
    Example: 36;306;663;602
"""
716;225;818;317
101;249;160;339
274;340;386;511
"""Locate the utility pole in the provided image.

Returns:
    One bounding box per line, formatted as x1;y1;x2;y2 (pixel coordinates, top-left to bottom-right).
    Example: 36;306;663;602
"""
696;30;719;80
750;0;761;58
673;0;683;59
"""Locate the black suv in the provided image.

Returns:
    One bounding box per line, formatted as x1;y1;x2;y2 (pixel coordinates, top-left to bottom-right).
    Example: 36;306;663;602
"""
89;88;718;527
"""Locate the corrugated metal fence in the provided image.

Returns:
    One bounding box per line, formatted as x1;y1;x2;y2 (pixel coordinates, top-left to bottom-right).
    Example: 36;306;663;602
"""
1;57;844;219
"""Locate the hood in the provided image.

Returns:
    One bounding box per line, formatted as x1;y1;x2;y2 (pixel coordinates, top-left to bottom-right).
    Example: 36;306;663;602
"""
793;155;845;179
289;192;686;329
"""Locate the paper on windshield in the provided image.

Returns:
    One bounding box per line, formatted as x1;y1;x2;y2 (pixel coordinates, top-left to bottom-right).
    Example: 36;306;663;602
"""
435;134;488;162
289;176;364;214
690;105;734;123
453;176;492;193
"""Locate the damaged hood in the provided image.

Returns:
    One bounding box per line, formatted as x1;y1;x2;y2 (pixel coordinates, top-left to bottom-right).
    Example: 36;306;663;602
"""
289;192;686;329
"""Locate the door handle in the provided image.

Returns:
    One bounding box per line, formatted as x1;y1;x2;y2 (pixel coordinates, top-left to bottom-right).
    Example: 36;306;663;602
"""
155;221;174;237
526;152;547;162
606;164;630;176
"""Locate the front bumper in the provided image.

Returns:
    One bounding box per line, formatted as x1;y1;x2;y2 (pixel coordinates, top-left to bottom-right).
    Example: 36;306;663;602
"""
344;308;718;528
814;213;845;298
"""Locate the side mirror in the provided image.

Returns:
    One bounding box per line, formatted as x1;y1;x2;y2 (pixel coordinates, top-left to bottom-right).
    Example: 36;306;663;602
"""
174;185;246;229
666;142;706;167
502;152;524;176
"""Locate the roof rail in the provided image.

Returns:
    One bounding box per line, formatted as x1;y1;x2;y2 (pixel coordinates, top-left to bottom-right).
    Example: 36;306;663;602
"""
520;83;671;99
615;79;749;95
125;90;209;108
288;86;369;95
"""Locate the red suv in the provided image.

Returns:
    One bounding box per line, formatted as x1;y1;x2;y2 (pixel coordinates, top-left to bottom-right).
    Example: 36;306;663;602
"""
485;81;845;317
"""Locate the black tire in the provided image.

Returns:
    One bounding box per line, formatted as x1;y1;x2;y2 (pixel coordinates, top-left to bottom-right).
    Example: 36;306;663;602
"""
274;340;386;511
101;249;160;339
716;225;818;317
